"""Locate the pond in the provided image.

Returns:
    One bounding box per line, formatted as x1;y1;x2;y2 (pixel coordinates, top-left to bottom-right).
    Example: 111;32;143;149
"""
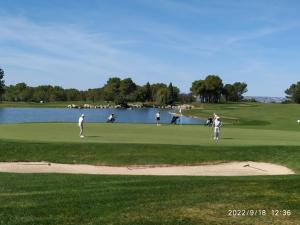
0;108;204;125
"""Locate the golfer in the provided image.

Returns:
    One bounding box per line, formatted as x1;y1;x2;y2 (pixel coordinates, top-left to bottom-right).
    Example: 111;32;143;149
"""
107;113;115;123
156;111;161;126
78;114;85;138
213;116;222;141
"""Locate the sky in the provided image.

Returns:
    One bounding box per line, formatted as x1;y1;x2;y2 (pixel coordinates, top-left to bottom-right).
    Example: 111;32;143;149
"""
0;0;300;96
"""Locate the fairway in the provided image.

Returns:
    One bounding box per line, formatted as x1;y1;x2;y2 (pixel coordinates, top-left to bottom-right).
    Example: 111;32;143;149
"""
0;122;300;146
185;103;300;131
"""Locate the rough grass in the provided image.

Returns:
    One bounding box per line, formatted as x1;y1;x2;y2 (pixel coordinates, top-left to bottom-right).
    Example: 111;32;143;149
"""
0;173;299;225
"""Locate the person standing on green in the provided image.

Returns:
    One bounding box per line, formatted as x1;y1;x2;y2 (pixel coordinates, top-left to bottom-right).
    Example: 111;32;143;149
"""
78;114;85;138
213;116;222;141
156;111;161;126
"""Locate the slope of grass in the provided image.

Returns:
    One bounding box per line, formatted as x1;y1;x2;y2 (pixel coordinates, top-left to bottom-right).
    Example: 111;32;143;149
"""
185;103;300;131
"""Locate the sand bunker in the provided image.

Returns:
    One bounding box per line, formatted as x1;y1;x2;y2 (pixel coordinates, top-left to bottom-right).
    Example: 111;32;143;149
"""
0;161;294;176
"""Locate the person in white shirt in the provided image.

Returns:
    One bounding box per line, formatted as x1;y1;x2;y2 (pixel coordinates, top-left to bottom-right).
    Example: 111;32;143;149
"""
156;111;161;126
78;114;85;138
107;113;115;123
213;116;222;141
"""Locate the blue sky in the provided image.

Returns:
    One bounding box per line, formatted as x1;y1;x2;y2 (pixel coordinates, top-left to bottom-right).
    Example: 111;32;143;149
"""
0;0;300;96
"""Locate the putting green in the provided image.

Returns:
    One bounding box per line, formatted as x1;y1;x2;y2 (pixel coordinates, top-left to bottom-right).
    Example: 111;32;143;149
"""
0;123;299;146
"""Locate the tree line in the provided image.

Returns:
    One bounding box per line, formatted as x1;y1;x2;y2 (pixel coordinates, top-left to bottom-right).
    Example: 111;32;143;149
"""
0;68;256;105
0;70;181;106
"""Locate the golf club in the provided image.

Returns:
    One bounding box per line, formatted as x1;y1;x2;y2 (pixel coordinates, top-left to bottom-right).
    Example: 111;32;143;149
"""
243;164;267;172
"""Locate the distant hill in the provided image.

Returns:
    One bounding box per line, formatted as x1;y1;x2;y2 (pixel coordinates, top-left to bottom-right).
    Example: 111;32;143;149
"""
244;96;286;103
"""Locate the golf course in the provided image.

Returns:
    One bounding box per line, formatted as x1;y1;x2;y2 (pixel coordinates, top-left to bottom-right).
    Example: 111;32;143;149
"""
3;0;300;223
0;103;299;225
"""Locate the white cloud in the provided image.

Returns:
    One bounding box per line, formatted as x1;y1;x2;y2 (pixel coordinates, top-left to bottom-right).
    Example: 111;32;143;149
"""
0;16;198;91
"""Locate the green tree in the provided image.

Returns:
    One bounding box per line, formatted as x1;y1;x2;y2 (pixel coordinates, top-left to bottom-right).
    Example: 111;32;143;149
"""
166;82;179;105
0;68;5;101
102;77;121;101
130;86;147;102
222;84;234;102
191;80;206;102
21;87;34;101
65;88;82;101
32;85;52;102
144;82;152;101
155;87;168;105
15;83;30;101
285;82;300;103
17;83;34;101
151;83;167;102
191;75;223;103
114;95;128;107
4;85;17;101
166;83;174;105
204;75;223;103
223;82;248;102
233;82;248;101
120;78;137;96
85;88;103;103
49;86;67;101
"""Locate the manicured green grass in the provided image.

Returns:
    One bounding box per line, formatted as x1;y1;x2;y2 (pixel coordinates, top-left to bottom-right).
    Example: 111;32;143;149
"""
0;123;299;146
185;102;300;131
0;173;299;225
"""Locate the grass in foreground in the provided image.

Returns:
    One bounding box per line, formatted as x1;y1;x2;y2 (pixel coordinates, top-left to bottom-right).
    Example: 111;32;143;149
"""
0;173;299;225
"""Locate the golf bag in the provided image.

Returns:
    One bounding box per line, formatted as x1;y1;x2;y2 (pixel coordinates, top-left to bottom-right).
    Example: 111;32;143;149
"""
107;118;116;123
170;116;179;124
206;117;213;126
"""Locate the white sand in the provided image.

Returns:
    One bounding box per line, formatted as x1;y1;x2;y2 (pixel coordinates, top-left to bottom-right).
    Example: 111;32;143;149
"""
0;161;294;176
